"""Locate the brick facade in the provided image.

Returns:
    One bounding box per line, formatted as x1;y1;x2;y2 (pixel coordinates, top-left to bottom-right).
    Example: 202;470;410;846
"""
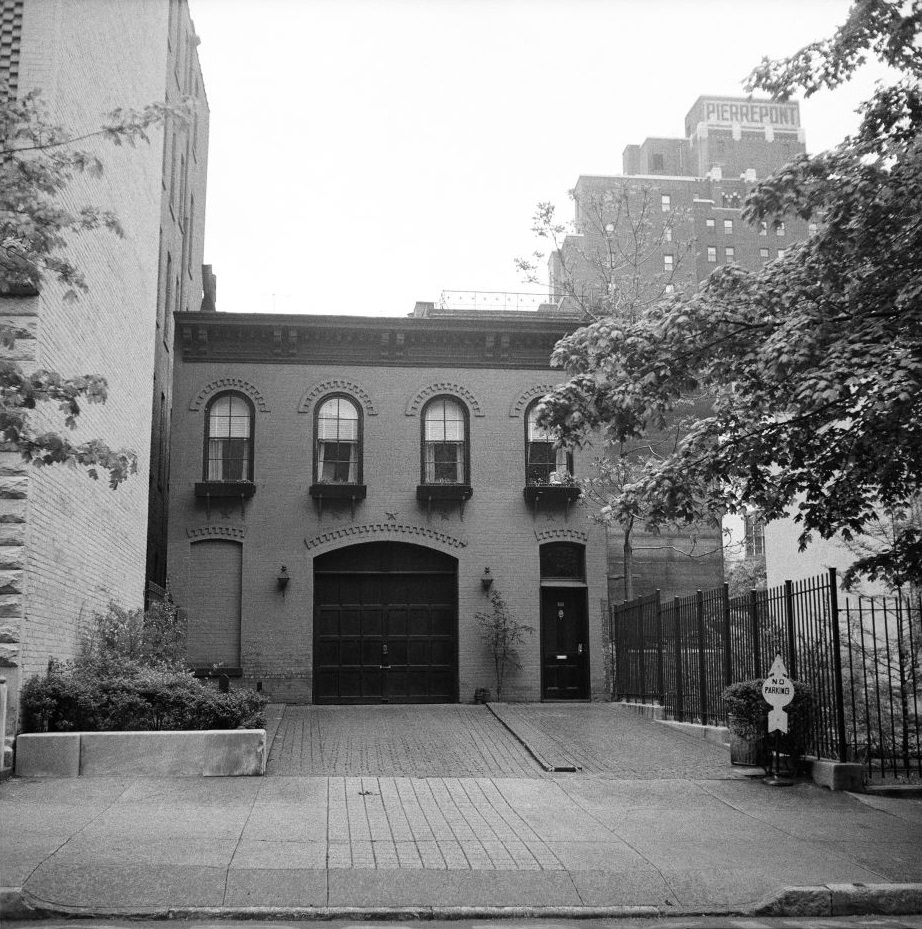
168;311;609;704
0;0;208;744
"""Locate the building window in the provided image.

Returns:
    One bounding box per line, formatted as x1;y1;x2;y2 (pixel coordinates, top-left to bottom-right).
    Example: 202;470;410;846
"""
315;395;361;484
540;542;585;581
422;397;468;484
204;392;254;481
744;513;765;559
777;248;786;258
759;247;769;259
663;254;674;272
759;220;768;236
707;246;717;263
775;221;786;237
661;194;671;212
724;246;735;261
526;402;571;485
652;153;665;172
724;219;733;235
808;222;818;236
663;226;673;242
664;283;675;294
705;218;715;230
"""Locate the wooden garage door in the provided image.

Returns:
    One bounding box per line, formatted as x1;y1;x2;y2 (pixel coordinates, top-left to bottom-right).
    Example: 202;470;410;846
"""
313;542;457;704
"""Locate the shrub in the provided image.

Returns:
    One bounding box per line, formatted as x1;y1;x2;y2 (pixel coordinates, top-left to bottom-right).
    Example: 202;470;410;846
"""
475;588;535;701
20;662;267;732
76;599;186;673
722;678;813;759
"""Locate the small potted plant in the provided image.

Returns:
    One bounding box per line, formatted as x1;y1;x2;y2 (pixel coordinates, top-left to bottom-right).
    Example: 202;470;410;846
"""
722;678;813;771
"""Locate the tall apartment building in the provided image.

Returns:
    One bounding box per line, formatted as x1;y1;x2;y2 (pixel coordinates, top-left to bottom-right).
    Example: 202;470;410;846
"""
0;0;209;745
550;96;809;602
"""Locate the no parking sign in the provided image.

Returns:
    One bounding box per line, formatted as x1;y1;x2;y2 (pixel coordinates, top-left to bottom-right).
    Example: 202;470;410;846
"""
762;654;794;733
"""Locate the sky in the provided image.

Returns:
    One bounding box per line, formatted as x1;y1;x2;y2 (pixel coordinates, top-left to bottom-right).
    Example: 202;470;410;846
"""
188;0;886;318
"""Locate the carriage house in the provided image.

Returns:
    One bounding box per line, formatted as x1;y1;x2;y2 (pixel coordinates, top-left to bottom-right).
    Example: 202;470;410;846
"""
167;304;608;703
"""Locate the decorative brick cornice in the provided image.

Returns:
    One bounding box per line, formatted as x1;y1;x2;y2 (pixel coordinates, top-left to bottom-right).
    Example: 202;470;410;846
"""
510;384;559;418
534;527;589;544
304;523;467;552
405;383;485;417
187;525;247;541
189;378;269;412
298;379;378;415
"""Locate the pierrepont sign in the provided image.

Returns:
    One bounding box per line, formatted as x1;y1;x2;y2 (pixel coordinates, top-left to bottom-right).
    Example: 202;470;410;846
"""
701;98;800;129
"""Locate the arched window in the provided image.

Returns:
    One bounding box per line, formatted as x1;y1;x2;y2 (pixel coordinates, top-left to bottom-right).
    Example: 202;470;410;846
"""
204;392;254;481
315;395;361;484
421;397;468;485
526;402;571;486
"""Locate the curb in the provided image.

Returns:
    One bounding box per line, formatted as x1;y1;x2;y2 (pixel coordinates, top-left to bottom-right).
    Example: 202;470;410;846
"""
4;883;921;921
751;882;922;917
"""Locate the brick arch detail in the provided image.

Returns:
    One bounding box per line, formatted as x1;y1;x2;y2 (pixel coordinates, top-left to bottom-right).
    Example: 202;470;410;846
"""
189;378;269;412
297;379;378;415
186;525;247;541
304;522;467;554
534;527;589;544
405;383;485;417
510;384;559;418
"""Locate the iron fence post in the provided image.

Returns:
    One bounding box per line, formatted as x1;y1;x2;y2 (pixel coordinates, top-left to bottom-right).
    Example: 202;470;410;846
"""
721;582;732;687
827;567;849;762
612;601;621;700
673;598;684;720
750;588;761;677
784;579;798;679
655;590;665;705
696;589;708;723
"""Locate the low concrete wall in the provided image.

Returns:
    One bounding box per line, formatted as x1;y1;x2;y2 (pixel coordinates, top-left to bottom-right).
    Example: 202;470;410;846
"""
15;729;266;777
657;718;730;748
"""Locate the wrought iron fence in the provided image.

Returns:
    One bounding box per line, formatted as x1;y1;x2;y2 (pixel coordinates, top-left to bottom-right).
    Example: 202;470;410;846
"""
610;569;921;780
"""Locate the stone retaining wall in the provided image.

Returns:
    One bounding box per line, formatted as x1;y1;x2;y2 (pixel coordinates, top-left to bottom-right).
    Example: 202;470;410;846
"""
14;729;266;777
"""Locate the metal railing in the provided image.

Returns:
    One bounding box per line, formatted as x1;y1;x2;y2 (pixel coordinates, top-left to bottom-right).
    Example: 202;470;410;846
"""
610;569;921;780
438;290;551;312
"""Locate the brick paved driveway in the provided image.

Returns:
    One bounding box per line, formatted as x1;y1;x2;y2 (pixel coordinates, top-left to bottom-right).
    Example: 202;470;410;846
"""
266;703;732;779
267;705;539;776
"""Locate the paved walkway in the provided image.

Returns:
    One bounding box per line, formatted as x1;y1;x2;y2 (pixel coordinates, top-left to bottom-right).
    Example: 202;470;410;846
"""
2;704;921;917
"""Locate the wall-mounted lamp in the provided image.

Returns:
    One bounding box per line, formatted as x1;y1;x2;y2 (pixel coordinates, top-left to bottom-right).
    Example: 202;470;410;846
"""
480;567;494;592
277;566;290;595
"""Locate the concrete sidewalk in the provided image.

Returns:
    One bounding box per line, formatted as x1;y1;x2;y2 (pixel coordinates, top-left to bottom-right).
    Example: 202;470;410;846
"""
2;771;921;917
2;704;921;918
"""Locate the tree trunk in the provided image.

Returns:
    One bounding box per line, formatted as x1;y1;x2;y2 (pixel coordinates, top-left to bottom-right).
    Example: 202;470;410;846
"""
624;517;634;601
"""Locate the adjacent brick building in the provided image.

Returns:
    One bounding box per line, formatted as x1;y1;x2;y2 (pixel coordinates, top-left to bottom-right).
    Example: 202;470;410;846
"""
167;305;609;704
550;95;810;603
0;0;208;744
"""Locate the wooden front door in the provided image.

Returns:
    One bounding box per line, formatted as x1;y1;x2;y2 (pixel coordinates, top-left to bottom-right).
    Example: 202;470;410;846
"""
313;542;457;704
540;587;589;700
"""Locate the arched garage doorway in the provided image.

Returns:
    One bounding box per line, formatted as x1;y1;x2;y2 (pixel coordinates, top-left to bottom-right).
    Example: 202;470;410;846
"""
313;542;458;704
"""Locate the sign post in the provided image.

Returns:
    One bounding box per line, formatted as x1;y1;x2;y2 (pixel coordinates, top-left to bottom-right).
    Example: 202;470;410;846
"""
762;654;795;786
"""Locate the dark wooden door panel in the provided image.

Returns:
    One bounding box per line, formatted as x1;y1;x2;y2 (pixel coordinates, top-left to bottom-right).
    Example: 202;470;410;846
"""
541;587;589;700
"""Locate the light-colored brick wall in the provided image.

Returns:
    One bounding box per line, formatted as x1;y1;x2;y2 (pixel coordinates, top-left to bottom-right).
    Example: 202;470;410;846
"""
168;355;609;704
8;0;171;712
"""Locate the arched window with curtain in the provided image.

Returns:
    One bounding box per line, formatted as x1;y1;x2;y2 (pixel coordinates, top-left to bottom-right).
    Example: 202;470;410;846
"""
421;397;468;485
526;401;571;485
204;392;254;482
315;395;361;484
